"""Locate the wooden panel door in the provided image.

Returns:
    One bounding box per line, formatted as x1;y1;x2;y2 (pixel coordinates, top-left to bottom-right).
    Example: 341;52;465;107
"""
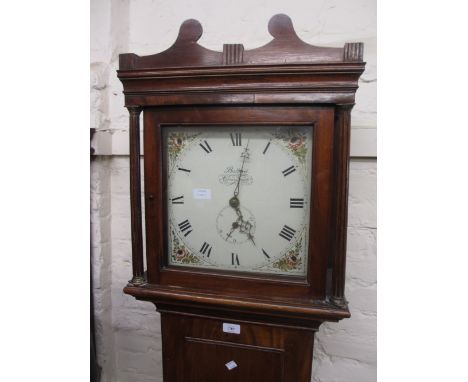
160;312;315;382
183;338;283;382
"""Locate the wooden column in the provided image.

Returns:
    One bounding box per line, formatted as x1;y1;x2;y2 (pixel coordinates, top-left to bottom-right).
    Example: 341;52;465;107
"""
127;106;145;285
331;104;353;307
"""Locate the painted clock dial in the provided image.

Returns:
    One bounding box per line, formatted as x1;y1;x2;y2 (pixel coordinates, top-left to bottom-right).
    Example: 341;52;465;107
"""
164;125;312;276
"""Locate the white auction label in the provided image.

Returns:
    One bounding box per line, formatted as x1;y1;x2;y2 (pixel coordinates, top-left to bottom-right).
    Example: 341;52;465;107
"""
223;323;241;334
192;188;211;200
225;360;238;370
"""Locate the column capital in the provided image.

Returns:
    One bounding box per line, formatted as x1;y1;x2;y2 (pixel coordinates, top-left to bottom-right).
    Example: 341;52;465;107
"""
126;105;142;115
335;103;355;111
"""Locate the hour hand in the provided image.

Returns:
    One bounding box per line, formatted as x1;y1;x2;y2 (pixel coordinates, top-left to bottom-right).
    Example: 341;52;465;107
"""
226;220;241;239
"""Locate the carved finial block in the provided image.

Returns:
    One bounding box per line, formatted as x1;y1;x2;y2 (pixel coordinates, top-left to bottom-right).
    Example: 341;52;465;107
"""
223;44;244;65
344;43;364;62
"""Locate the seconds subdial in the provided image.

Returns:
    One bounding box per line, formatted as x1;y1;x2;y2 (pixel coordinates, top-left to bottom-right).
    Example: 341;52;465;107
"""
216;205;256;245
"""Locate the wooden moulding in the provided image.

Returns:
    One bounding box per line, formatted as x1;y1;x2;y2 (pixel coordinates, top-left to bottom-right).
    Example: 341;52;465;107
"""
124;284;350;329
117;14;365;107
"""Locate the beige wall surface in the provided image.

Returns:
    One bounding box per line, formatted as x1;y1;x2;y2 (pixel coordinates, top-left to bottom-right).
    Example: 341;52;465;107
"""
91;1;376;381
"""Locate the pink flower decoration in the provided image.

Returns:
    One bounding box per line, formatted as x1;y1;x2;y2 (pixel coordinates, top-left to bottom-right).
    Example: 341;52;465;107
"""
175;247;187;260
288;136;304;150
286;251;297;267
170;134;183;148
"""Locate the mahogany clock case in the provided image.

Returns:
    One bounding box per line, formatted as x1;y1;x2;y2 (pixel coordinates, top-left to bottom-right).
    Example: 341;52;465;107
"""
118;13;365;327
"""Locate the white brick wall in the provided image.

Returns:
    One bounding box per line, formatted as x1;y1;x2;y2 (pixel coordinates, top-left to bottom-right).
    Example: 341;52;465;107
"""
91;1;376;381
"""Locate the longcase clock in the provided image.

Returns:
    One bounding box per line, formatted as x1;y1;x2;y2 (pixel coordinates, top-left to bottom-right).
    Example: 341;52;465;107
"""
118;14;365;382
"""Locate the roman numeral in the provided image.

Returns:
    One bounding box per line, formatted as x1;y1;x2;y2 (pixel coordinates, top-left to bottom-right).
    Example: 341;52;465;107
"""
171;195;184;204
279;225;296;241
199;242;212;257
230;133;242;146
231;253;240;266
262;141;271;154
290;198;304;208
199;140;212;153
177;167;191;173
282;165;296;177
178;219;193;237
262;249;270;259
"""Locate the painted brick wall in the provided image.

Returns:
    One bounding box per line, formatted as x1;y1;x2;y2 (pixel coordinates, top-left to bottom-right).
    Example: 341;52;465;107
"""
91;1;376;381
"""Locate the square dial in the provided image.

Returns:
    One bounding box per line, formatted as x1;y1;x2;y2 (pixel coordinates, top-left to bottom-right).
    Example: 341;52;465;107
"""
164;125;313;276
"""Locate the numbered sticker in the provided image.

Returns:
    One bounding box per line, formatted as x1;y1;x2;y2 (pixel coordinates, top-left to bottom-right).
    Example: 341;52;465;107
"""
192;188;211;200
223;323;240;334
225;360;238;370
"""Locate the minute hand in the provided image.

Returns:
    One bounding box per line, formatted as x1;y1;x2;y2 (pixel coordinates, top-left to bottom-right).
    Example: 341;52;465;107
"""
233;142;250;197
